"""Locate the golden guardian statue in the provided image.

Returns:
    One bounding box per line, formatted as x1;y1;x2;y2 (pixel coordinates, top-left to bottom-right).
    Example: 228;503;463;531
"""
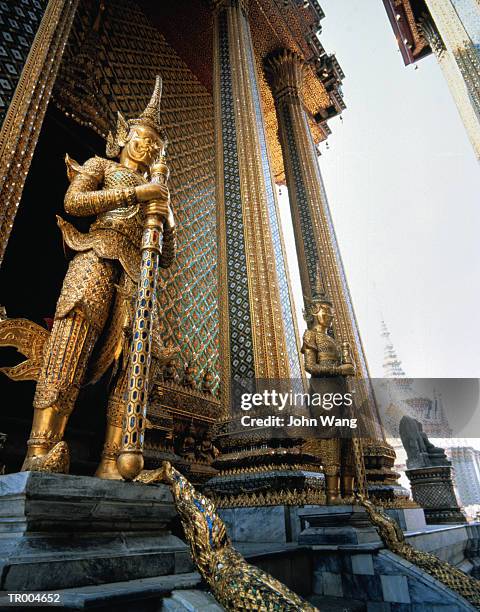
0;77;176;479
301;274;356;504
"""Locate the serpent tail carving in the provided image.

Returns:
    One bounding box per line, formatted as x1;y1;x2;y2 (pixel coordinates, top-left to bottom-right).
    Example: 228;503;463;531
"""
359;496;480;609
157;461;319;611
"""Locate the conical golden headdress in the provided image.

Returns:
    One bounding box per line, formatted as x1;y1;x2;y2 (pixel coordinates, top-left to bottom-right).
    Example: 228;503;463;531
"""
106;75;166;158
128;75;163;132
303;260;332;322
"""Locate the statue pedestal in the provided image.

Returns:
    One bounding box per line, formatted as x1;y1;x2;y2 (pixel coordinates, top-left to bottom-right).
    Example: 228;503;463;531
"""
218;504;384;546
211;468;326;544
298;505;381;545
406;465;466;524
0;471;192;591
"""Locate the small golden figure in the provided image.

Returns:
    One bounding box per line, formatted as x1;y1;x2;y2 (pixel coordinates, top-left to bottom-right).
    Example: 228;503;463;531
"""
163;358;179;384
0;77;176;478
201;367;215;395
341;340;354;369
183;361;197;390
302;286;356;504
181;423;197;462
196;429;219;463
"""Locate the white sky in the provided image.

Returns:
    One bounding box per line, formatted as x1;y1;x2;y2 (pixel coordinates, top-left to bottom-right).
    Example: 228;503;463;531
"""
279;0;480;379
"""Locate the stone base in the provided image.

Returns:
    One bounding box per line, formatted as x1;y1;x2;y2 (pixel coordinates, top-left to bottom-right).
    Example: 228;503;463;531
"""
219;505;303;543
367;482;411;504
406;466;466;524
0;573;204;611
298;505;381;545
218;504;383;546
424;507;467;524
0;471;192;591
384;508;427;532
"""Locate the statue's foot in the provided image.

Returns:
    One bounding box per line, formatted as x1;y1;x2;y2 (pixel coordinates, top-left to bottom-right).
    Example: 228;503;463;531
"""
21;441;70;474
326;492;342;505
95;457;123;480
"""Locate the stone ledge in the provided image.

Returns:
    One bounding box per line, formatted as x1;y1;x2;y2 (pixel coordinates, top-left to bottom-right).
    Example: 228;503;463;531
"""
0;572;202;610
0;472;191;591
0;471;175;533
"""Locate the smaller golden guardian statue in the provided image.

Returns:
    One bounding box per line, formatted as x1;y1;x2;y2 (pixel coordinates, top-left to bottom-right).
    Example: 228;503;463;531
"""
0;77;176;478
301;273;356;504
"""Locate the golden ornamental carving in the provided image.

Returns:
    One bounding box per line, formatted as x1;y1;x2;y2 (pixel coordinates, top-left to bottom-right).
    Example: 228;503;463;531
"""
0;315;49;382
264;48;306;103
22;441;70;474
211;487;326;508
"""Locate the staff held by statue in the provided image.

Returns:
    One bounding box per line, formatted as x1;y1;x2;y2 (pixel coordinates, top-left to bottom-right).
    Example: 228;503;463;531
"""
117;148;171;481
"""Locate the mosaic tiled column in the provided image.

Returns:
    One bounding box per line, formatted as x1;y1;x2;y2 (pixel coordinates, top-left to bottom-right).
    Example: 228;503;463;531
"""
212;0;302;411
421;0;480;159
264;49;408;500
264;51;373;403
0;0;80;264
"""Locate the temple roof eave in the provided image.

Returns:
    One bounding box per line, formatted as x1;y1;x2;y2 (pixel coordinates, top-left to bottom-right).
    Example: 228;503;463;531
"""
138;0;345;182
382;0;432;65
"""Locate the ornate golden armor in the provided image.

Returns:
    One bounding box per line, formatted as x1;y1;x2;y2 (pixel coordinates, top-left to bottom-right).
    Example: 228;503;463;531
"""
0;78;176;478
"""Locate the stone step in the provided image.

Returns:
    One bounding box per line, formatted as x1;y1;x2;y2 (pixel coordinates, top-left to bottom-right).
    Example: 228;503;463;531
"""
308;595;366;611
161;589;225;611
0;572;203;610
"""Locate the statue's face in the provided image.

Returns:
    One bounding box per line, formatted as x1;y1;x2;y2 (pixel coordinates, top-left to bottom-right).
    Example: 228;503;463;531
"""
313;303;334;329
125;124;163;169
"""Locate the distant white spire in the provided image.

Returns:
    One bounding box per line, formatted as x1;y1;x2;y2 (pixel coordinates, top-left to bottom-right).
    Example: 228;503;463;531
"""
381;320;406;378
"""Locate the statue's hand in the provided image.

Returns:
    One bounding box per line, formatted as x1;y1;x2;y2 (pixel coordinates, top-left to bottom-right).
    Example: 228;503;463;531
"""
157;201;174;229
144;200;174;229
338;363;355;376
135;183;169;203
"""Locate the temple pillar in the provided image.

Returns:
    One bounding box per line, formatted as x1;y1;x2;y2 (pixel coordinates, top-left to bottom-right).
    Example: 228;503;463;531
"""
212;0;302;407
0;0;80;264
265;49;405;502
210;1;324;508
264;49;376;426
419;1;480;159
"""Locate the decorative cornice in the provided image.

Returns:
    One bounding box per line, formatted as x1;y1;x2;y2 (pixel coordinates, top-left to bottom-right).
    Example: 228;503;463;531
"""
210;487;326;508
264;48;306;102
